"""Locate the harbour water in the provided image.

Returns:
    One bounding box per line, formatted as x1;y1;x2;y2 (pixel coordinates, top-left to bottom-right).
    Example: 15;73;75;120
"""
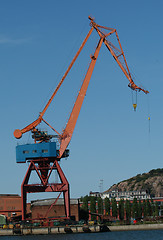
0;230;163;240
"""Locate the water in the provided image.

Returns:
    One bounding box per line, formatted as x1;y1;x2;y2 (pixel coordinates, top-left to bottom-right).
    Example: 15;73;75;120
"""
0;230;163;240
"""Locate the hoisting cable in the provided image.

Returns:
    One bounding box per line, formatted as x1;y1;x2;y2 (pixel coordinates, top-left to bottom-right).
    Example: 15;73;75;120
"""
147;94;151;134
148;115;151;133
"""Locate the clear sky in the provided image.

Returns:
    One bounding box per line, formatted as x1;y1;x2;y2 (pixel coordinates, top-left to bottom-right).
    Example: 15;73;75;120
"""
0;0;162;202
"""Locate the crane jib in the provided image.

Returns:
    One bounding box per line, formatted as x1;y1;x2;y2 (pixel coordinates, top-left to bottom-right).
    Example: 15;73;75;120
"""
14;16;149;159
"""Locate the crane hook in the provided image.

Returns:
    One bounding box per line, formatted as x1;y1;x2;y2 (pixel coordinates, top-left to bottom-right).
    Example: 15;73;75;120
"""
132;90;137;111
133;103;137;111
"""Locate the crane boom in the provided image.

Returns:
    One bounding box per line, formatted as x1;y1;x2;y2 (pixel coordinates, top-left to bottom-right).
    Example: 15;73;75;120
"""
59;38;103;157
88;16;149;94
14;16;149;159
13;27;94;139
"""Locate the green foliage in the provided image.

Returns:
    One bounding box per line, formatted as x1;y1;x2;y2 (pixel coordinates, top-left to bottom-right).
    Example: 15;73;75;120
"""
146;199;152;216
132;199;154;219
80;194;161;222
143;200;147;217
132;198;138;219
149;168;163;176
79;208;89;221
138;200;142;218
124;168;163;192
104;197;110;215
111;198;118;218
150;199;159;217
134;174;142;183
130;184;135;191
106;168;163;199
125;199;131;220
118;199;124;220
144;184;152;195
90;197;96;220
97;197;103;215
80;195;89;212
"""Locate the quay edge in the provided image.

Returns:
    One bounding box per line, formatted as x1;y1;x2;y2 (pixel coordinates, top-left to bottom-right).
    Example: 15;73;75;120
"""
0;224;163;236
0;224;105;235
109;223;163;231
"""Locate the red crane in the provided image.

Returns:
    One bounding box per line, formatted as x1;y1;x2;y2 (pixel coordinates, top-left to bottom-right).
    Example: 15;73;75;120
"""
14;16;148;221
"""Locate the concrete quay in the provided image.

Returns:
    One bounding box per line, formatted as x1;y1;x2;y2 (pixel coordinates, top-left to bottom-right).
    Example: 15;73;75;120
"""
0;223;163;235
109;223;163;231
0;224;101;235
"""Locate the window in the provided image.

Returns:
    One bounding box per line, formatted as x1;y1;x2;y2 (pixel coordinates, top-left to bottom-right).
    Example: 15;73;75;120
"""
32;150;37;153
42;149;48;153
23;150;29;154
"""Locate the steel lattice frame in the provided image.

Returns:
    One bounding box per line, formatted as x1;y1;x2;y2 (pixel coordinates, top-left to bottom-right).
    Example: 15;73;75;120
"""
21;158;70;221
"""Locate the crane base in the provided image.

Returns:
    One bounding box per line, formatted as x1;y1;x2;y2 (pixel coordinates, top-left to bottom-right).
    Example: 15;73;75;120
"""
21;157;70;221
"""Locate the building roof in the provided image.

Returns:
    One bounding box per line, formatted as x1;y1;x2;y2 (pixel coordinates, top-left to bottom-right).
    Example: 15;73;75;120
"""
31;198;79;206
0;194;20;197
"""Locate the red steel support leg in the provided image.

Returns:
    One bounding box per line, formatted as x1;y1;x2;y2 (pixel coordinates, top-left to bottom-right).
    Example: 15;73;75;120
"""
63;187;70;218
21;161;33;221
21;158;70;221
55;160;70;218
21;186;27;221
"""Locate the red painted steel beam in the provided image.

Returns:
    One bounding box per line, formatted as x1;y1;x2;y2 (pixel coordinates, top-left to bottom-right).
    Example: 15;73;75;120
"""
23;183;68;193
21;158;70;221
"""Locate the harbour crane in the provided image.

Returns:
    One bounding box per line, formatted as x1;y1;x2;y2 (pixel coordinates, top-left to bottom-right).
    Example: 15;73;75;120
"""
14;16;148;221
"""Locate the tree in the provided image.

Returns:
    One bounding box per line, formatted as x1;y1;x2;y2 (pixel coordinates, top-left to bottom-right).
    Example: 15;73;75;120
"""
80;195;90;221
111;198;118;218
90;197;96;220
125;199;131;221
104;197;110;215
160;203;163;216
151;199;155;217
79;208;89;221
132;198;138;219
118;199;124;220
146;199;152;216
154;202;159;217
138;200;143;219
97;197;103;215
142;200;147;218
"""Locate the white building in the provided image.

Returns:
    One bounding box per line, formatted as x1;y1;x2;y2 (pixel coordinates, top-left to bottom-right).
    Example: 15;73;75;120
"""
101;190;151;201
89;191;101;197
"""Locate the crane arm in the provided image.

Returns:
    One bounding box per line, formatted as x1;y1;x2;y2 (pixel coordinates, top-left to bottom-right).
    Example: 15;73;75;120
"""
103;36;149;94
58;17;149;157
59;38;103;158
89;16;149;94
14;117;42;139
13;27;94;139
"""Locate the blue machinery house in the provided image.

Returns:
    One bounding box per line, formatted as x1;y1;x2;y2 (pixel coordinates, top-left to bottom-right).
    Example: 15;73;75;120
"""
16;142;57;163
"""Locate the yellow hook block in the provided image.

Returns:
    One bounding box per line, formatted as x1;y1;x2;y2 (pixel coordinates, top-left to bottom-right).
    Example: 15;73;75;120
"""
133;103;137;111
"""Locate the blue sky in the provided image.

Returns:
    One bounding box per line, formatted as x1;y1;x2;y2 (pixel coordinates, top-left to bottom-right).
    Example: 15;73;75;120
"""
0;0;162;201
